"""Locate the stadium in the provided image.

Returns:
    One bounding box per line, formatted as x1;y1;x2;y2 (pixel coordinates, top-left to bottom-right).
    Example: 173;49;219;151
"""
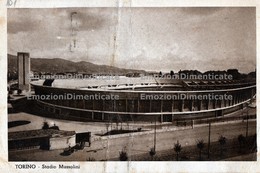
31;76;256;123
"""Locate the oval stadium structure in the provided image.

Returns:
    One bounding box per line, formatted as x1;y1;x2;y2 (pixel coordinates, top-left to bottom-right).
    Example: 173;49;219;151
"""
31;77;256;123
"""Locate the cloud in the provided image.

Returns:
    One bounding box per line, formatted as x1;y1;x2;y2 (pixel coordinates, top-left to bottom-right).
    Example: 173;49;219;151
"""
7;8;112;34
7;16;41;34
62;10;106;31
7;8;256;73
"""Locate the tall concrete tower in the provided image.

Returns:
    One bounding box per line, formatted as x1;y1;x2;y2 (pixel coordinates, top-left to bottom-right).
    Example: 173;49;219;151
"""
17;52;30;91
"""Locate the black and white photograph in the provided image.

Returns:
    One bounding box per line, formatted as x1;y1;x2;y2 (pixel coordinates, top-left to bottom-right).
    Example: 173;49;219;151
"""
5;4;257;170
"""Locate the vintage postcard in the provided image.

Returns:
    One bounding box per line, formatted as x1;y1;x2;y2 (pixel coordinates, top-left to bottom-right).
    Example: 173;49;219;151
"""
0;0;259;172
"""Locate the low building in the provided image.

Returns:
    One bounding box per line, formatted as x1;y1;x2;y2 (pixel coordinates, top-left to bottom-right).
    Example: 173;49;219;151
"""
8;129;76;150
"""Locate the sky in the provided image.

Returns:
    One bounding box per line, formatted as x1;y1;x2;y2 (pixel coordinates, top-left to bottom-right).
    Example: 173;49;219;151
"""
8;7;256;73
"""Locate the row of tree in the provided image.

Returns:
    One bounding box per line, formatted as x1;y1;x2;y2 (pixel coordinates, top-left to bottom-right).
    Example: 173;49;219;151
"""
158;69;256;80
118;134;254;161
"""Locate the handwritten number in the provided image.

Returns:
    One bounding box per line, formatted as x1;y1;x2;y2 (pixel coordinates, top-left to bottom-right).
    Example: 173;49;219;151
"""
6;0;17;7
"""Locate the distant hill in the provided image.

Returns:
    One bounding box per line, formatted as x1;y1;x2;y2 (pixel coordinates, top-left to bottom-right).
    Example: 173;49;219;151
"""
8;54;146;75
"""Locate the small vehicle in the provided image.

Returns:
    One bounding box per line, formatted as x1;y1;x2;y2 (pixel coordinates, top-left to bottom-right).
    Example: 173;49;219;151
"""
63;146;74;155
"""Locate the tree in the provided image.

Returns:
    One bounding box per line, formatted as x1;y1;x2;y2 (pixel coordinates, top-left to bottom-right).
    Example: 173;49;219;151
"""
17;89;22;95
9;90;14;95
238;134;246;152
149;148;156;160
8;90;14;100
218;135;227;157
174;140;182;161
170;70;174;78
42;121;49;129
49;123;60;130
159;71;162;77
196;139;205;160
119;147;128;161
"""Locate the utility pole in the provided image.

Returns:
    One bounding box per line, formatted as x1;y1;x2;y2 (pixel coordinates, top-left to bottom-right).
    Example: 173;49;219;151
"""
207;122;211;159
246;109;249;138
245;102;250;138
154;115;157;152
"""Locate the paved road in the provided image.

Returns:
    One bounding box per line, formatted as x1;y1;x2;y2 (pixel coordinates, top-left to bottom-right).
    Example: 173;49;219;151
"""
96;121;256;160
222;153;257;161
9;121;256;161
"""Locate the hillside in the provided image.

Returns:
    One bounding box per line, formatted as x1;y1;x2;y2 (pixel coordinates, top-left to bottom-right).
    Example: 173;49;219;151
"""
8;54;146;75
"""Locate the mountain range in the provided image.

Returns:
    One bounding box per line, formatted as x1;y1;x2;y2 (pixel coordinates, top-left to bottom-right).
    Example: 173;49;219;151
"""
8;54;146;74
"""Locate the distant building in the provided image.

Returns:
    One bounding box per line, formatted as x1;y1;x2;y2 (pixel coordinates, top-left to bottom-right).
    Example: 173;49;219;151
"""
126;73;141;77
